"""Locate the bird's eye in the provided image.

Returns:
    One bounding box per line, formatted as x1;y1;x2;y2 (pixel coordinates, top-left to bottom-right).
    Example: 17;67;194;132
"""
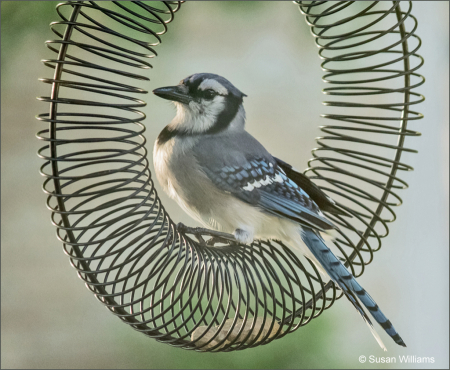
203;89;217;100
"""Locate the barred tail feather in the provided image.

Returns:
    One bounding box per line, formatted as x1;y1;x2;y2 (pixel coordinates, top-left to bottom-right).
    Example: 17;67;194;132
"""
342;282;387;351
300;228;406;349
367;319;388;351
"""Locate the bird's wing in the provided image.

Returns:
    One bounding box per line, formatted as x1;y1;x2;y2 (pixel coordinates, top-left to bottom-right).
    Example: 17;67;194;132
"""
274;157;352;217
196;148;335;232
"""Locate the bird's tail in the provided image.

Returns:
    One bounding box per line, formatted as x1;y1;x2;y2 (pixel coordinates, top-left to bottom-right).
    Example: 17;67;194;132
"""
300;228;406;350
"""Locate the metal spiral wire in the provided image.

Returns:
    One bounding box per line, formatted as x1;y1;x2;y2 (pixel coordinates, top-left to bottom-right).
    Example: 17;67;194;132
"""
37;1;424;352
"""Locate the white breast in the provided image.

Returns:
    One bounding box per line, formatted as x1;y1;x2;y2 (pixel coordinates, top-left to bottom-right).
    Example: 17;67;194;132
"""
153;138;174;196
153;135;206;223
153;135;327;275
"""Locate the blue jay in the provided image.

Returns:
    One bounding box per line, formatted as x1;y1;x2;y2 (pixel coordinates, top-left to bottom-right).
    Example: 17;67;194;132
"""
153;73;405;350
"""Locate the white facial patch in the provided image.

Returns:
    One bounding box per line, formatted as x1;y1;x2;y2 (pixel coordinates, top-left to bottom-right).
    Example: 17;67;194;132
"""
171;95;226;134
168;77;239;135
198;79;228;95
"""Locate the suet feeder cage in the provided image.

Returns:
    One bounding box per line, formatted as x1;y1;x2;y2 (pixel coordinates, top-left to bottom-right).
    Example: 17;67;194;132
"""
37;1;424;352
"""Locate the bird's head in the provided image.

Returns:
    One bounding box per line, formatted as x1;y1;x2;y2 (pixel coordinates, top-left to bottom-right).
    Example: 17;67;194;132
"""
153;73;247;136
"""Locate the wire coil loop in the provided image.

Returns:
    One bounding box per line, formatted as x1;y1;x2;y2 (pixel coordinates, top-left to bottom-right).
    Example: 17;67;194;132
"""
37;1;424;351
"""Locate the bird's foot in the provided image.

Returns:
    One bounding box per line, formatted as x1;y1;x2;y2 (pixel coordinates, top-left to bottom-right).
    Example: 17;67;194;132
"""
176;223;206;246
176;223;238;247
206;236;237;247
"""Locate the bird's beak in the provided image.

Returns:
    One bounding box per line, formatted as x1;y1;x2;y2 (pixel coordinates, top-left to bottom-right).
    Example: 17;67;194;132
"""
153;85;192;105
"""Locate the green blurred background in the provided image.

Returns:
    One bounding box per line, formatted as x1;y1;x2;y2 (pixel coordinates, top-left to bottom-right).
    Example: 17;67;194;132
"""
1;1;448;369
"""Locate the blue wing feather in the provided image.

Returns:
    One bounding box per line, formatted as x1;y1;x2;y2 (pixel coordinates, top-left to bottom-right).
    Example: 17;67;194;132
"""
201;156;335;232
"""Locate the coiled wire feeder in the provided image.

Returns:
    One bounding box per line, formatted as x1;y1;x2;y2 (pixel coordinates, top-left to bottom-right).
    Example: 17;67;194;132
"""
36;1;424;352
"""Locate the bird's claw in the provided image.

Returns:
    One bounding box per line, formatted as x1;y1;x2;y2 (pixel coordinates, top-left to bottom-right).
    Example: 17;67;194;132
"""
176;222;188;233
176;223;238;247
